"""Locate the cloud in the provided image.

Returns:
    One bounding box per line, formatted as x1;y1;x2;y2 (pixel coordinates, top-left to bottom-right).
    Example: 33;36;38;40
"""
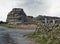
0;0;60;21
0;0;18;21
16;0;52;16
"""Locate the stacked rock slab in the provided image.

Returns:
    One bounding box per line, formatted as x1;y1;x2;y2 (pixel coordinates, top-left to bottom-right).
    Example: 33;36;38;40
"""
6;8;27;24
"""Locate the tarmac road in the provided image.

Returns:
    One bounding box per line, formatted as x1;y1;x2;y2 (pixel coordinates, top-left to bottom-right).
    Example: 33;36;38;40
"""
0;26;35;44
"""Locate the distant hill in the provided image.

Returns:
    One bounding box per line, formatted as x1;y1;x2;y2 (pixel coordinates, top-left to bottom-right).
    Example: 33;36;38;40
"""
36;15;60;20
0;21;7;24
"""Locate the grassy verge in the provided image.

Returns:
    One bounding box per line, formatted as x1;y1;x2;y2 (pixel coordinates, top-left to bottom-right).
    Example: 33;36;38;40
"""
27;33;49;44
0;24;15;28
27;24;60;44
27;32;60;44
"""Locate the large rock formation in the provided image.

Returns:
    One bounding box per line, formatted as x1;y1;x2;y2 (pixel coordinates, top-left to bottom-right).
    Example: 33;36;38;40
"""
36;15;60;24
36;15;60;20
6;8;27;24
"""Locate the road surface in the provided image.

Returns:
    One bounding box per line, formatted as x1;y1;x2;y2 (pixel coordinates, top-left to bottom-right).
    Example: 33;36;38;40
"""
0;26;36;44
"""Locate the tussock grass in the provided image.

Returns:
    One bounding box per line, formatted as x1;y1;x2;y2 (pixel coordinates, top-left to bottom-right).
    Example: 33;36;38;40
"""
27;24;60;44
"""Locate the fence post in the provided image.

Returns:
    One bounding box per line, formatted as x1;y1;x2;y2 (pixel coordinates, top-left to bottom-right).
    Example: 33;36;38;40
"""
45;18;47;24
53;19;55;25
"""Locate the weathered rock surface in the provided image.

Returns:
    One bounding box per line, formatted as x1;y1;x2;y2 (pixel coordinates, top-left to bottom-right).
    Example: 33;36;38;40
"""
6;8;27;24
36;15;60;20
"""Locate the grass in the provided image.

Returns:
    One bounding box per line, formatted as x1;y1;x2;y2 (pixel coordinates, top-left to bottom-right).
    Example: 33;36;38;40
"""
0;24;15;28
27;33;49;44
27;24;60;44
27;32;60;44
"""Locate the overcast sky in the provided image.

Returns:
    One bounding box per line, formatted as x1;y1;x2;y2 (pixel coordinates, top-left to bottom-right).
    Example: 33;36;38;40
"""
0;0;60;21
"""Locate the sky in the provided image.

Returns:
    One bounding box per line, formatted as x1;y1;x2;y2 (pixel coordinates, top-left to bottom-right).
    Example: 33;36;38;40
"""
0;0;60;21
